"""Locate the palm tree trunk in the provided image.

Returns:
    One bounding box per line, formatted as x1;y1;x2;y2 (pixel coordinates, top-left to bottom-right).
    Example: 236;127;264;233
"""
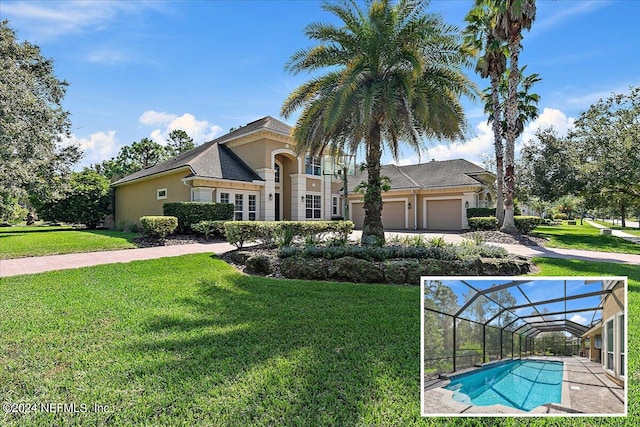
361;122;385;245
490;73;505;226
501;35;520;234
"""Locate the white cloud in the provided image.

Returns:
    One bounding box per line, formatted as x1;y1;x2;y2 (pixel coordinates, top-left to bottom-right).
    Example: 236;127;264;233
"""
570;314;588;325
536;1;611;31
395;121;494;166
138;110;224;145
520;108;575;146
63;130;119;166
2;0;164;41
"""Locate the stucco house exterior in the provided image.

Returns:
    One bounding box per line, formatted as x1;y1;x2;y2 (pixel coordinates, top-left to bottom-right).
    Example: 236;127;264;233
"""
112;116;496;230
347;159;496;230
581;279;626;388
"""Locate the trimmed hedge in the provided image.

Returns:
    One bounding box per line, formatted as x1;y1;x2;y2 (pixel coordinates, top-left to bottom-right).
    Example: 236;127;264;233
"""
468;216;499;231
140;216;178;239
514;216;544;234
163;202;234;232
224;220;354;249
279;243;508;262
467;207;496;218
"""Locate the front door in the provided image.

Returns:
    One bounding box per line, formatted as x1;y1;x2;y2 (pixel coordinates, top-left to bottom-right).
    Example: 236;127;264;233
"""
275;193;280;221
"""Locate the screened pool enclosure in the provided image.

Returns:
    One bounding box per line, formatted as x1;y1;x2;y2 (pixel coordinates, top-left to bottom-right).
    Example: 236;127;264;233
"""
422;278;620;379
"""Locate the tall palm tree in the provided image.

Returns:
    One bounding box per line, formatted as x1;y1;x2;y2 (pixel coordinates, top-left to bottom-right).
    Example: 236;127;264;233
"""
464;1;508;225
494;0;536;233
282;0;475;244
483;67;541;145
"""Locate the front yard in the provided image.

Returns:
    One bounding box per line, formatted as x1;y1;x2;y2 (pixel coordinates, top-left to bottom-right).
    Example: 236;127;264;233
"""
532;222;640;254
0;226;139;259
1;254;637;426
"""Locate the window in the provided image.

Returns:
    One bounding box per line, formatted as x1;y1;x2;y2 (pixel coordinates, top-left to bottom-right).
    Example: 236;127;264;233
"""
220;192;230;204
248;195;256;221
305;154;321;176
606;318;614;371
234;194;243;220
332;196;339;216
306;194;321;219
274;163;280;183
157;188;167;200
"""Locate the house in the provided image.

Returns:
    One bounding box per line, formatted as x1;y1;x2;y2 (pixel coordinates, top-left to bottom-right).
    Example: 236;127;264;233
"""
112;116;343;225
347;160;495;230
112;116;495;230
581;279;626;388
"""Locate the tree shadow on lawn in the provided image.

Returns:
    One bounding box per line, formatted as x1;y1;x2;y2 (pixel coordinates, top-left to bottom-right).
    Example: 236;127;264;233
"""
130;269;420;425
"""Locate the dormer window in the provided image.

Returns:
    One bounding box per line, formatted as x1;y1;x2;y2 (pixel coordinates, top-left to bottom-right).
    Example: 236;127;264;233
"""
305;154;321;176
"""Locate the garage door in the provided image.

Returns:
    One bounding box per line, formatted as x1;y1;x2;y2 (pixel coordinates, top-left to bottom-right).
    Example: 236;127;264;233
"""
381;201;406;229
426;199;462;230
350;202;365;229
350;201;406;229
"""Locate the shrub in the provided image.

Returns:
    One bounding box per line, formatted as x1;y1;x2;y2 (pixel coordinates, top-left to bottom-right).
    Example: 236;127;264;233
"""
467;216;499;231
553;213;568;220
467;207;496;218
191;220;227;239
514;216;544;234
224;220;354;249
140;216;178;239
163;202;234;232
35;170;111;228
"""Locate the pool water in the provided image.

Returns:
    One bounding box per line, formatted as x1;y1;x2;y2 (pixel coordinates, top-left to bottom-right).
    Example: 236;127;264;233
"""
444;360;563;411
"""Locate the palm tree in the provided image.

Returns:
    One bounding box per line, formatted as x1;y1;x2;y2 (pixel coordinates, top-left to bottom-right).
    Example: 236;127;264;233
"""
281;0;475;244
464;1;508;226
494;0;536;233
483;67;541;146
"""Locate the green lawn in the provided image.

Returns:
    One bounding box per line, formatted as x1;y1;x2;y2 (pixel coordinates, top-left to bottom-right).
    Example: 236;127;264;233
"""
591;219;640;237
532;222;640;254
0;226;139;259
0;254;637;426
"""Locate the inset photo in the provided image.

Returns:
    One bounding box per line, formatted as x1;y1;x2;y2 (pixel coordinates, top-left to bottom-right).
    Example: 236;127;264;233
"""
421;277;627;417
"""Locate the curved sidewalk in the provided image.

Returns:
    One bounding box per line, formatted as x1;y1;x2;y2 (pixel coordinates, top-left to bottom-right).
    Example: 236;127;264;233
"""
2;235;638;278
0;241;236;277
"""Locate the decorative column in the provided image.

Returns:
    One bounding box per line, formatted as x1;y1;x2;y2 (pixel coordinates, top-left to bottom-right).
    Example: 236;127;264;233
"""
290;174;306;221
323;174;333;219
256;168;276;221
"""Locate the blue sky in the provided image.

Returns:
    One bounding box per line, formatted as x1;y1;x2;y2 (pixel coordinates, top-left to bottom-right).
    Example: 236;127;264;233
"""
3;0;639;168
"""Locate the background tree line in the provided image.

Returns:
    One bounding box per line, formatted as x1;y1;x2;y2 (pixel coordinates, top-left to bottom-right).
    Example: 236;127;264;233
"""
518;86;640;226
1;19;196;227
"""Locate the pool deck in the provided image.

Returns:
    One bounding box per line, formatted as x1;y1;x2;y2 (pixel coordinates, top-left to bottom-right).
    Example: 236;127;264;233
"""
422;356;625;416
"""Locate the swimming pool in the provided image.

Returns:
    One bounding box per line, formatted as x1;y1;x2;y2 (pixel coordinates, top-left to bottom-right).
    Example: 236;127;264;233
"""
444;360;563;411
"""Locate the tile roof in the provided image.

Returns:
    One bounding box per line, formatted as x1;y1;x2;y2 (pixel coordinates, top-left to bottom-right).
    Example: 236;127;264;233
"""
112;116;290;186
348;159;492;192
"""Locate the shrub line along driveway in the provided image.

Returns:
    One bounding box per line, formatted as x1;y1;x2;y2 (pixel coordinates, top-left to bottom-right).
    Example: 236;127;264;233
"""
1;231;638;278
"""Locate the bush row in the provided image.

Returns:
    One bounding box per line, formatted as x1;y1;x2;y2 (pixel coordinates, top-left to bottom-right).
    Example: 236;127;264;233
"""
163;202;234;232
467;215;543;234
279;242;508;262
466;207;496;218
140;216;178;239
279;256;530;284
224;221;354;248
468;217;499;231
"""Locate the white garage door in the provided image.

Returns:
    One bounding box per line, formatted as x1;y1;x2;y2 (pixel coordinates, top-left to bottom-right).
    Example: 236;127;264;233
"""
350;201;406;229
426;199;462;230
